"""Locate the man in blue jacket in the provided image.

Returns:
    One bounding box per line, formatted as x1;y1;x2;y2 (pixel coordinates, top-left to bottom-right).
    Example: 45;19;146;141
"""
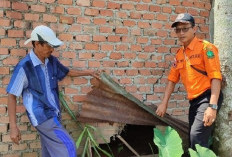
7;25;98;157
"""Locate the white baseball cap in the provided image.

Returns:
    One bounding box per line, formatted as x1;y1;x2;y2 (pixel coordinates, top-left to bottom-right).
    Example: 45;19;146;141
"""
24;25;63;48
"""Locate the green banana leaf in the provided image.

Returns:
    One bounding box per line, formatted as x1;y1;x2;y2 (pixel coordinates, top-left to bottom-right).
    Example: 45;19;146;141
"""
153;126;184;157
189;144;217;157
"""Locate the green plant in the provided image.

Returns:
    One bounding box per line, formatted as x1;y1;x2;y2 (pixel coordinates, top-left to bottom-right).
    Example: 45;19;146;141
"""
153;126;184;157
189;144;217;157
59;91;113;157
153;126;217;157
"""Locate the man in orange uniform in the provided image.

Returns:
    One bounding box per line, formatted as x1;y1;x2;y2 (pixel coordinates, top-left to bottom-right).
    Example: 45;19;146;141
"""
156;13;223;150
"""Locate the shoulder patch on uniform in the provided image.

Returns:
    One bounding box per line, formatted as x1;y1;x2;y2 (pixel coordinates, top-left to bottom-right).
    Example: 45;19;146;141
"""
206;50;214;59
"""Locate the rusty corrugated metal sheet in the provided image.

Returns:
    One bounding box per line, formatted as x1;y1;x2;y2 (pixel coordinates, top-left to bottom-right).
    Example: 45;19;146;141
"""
76;73;189;136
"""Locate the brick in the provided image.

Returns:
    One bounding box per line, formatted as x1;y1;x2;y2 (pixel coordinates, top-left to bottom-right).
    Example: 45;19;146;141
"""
156;14;168;21
1;39;17;47
8;30;24;38
113;70;125;76
79;52;92;59
16;105;26;113
3;57;19;65
24;13;39;21
157;30;168;37
107;2;120;9
100;10;113;17
99;26;112;33
108;35;120;42
131;45;142;52
143;13;155;20
77;17;91;24
62;51;76;59
67;8;81;15
12;2;28;11
138;22;150;28
0;115;9;123
162;6;172;13
116;44;128;51
117;12;128;18
2;153;20;157
93;35;106;42
124;52;136;59
110;52;122;60
88;61;101;68
0;19;11;27
6;11;22;19
150;5;161;12
43;14;57;22
169;0;180;5
29;141;41;149
125;85;137;93
14;20;29;28
58;0;72;5
139;86;152;93
50;6;64;14
117;61;129;67
94;18;106;25
120;78;132;84
60;16;74;24
59;33;73;41
92;0;105;8
102;61;115;67
200;10;209;17
182;1;193;7
40;0;55;3
94;53;107;59
77;0;90;6
115;27;128;34
137;37;148;44
0;124;7;133
69;24;82;32
123;20;136;27
140;69;152;76
130;12;141;19
175;7;187;14
0;144;9;152
85;43;99;50
12;143;27;151
21;134;37;141
188;8;199;16
144;45;155;52
136;4;149;11
73;78;88;85
72;61;86;68
85;8;99;16
0;48;8;55
0;0;10;8
11;49;27;57
122;3;134;10
23;152;38;157
31;5;46;12
100;44;113;51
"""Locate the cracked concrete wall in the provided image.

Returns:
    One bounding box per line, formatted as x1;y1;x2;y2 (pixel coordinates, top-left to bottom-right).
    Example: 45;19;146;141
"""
212;0;232;156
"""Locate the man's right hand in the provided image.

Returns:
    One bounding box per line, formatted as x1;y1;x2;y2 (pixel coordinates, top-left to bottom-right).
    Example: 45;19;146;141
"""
10;125;21;144
156;103;167;117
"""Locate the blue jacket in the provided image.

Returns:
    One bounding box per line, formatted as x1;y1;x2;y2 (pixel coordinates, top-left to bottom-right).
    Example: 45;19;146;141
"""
7;53;69;125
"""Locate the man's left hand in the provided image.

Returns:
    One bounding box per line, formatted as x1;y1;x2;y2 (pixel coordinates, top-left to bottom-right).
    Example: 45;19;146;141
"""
203;107;217;126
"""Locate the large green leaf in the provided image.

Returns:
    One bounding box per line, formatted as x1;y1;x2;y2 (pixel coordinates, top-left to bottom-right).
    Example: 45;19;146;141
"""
153;126;184;157
189;144;217;157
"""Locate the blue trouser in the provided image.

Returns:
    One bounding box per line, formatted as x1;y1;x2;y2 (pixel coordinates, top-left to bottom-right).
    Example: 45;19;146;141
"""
189;89;223;150
36;117;77;157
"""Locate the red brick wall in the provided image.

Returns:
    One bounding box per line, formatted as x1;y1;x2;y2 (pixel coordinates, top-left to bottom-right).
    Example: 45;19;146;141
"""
0;0;212;156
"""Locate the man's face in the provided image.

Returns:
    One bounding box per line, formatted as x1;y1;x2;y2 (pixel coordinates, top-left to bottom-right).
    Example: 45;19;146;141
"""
35;41;54;59
174;22;196;46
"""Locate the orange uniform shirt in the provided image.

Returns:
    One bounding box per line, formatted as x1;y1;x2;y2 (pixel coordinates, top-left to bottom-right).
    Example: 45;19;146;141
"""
168;37;222;100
